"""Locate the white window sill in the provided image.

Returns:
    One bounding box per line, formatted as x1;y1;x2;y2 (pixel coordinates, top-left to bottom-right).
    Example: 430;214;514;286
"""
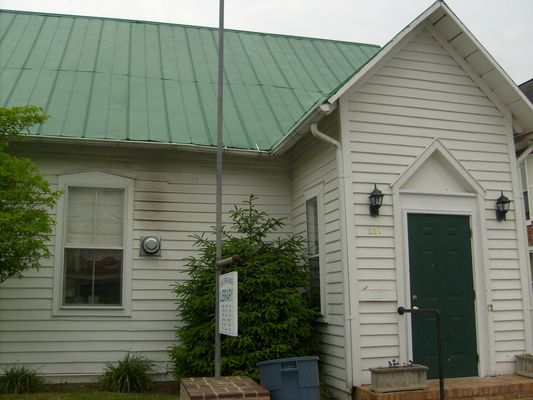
53;306;131;318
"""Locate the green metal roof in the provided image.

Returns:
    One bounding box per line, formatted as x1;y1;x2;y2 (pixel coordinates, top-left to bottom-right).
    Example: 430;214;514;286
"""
0;10;380;151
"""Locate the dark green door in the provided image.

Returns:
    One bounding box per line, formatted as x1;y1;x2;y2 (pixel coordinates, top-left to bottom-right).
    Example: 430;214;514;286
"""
408;214;478;379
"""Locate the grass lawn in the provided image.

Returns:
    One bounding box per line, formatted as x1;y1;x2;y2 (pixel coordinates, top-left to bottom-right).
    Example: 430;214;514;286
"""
1;382;180;399
2;393;179;400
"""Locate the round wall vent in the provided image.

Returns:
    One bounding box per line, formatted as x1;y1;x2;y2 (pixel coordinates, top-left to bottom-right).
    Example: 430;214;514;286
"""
140;236;161;256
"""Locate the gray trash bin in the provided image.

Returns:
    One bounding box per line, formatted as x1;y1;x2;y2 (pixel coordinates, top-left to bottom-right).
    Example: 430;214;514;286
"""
257;356;320;400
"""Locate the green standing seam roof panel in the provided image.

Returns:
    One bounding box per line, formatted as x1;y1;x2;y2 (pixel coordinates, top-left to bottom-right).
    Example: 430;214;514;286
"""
0;9;380;151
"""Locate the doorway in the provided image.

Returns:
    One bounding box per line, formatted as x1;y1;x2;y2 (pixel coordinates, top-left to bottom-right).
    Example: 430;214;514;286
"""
408;213;478;378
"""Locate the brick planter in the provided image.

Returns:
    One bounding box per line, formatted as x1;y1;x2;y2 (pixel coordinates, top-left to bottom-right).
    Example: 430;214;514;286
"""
370;364;428;393
180;376;270;400
516;354;533;378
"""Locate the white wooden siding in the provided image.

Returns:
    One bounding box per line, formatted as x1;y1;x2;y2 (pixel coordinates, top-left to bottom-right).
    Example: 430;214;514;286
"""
0;143;291;380
289;112;348;393
342;28;526;382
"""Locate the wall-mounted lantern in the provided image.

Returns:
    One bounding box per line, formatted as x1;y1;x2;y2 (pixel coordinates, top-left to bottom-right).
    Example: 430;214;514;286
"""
369;184;384;217
495;191;511;221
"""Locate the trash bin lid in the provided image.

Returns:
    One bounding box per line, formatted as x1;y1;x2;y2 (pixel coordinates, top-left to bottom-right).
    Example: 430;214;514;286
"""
257;356;319;367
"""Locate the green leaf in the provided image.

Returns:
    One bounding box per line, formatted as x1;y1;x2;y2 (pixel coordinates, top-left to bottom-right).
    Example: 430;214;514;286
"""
0;106;60;284
170;195;319;380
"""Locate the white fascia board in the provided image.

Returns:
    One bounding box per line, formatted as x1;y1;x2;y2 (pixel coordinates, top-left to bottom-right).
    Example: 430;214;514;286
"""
441;4;533;133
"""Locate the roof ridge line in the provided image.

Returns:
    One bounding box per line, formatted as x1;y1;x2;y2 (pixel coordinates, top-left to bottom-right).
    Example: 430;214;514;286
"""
0;8;381;48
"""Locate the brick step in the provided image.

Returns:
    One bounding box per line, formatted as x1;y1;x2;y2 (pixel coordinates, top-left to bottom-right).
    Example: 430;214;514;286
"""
180;376;270;400
356;374;533;400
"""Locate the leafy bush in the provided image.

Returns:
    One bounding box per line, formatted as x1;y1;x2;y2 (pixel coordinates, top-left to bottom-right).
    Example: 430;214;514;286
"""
170;195;319;380
0;365;43;394
0;105;61;284
100;353;154;392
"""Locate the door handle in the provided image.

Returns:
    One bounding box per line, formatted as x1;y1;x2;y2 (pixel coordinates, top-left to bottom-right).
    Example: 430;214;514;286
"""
412;294;418;301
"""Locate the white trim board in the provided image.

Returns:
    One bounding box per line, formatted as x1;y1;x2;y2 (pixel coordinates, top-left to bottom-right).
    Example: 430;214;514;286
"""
52;171;134;317
391;138;485;196
395;194;492;377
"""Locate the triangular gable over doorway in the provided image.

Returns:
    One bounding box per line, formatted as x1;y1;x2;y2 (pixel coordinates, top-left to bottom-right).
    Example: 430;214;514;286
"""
391;139;485;195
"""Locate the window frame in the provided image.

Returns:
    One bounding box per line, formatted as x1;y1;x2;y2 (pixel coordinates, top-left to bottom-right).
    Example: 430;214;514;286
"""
304;184;327;319
520;161;530;221
52;171;134;317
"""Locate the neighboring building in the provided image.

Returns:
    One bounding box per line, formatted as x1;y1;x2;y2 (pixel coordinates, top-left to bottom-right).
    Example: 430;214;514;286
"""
520;79;533;102
1;2;533;399
518;78;533;294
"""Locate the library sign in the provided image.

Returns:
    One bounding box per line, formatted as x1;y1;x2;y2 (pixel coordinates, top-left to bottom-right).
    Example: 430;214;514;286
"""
219;271;238;336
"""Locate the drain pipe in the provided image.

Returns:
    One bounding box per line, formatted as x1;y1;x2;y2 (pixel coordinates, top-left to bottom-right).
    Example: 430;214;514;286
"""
517;144;533;165
310;106;354;390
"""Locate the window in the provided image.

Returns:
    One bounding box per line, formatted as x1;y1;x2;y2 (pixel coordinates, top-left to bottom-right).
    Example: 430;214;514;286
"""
520;162;530;220
53;171;133;315
63;188;124;306
306;197;321;310
530;252;533;293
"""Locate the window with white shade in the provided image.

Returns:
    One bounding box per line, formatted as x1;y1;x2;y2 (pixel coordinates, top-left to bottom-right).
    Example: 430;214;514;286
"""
63;187;124;305
53;171;133;315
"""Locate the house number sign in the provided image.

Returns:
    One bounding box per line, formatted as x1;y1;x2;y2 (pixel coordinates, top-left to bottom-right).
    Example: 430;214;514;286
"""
219;271;238;336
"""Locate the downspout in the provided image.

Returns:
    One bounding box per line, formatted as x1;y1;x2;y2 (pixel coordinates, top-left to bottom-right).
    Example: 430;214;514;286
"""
517;144;533;165
310;105;354;390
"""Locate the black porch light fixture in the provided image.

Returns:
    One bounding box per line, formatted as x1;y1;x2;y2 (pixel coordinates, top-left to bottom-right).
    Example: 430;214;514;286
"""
495;191;511;221
369;184;384;217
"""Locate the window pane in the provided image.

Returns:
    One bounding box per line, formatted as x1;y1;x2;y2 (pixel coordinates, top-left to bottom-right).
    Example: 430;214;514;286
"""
93;250;122;305
66;188;124;247
306;197;319;256
309;255;321;309
525;190;530;220
95;189;124;247
67;188;96;245
64;249;122;305
64;248;93;304
520;162;527;188
530;252;533;293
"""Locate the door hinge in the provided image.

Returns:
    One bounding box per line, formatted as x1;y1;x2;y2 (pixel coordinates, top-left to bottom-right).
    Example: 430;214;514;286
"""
473;290;476;300
476;353;479;363
469;228;472;238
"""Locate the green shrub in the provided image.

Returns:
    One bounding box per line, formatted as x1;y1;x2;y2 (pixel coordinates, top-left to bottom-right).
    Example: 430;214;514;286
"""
100;353;154;392
0;365;43;394
170;195;319;380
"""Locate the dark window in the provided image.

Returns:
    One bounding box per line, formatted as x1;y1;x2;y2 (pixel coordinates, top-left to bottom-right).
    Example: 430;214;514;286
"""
306;197;321;310
521;163;530;220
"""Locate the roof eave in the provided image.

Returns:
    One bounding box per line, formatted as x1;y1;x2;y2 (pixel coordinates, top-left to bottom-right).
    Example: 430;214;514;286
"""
27;135;271;158
437;1;533;134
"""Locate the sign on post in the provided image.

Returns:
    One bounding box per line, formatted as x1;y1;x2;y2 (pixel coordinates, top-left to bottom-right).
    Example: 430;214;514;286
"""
219;271;238;336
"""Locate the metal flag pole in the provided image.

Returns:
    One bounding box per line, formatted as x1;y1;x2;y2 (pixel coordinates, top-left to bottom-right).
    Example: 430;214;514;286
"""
214;0;225;378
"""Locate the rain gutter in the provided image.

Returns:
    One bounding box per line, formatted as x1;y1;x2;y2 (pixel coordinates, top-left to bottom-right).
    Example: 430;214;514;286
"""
310;103;354;390
27;98;343;159
270;103;332;157
517;143;533;165
27;135;271;158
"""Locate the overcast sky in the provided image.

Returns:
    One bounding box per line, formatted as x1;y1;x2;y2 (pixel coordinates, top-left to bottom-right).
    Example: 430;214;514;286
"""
1;0;531;84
